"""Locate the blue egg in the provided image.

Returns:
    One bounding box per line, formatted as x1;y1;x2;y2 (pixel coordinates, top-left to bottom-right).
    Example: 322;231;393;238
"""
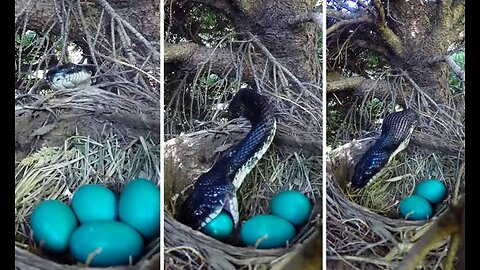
71;184;117;224
399;195;433;220
118;178;160;238
30;200;78;253
270;190;312;226
69;221;144;267
201;211;234;239
414;179;447;205
240;215;296;249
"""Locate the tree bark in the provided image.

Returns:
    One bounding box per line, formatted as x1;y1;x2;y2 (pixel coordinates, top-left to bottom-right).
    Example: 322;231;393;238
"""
167;0;321;85
327;0;465;104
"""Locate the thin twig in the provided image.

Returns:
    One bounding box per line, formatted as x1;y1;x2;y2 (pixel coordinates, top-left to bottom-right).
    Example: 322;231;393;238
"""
95;0;160;62
76;0;99;66
246;32;322;105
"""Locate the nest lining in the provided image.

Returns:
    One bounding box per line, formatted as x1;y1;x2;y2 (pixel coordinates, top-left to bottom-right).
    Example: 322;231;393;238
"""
15;133;161;269
164;123;322;269
326;138;464;269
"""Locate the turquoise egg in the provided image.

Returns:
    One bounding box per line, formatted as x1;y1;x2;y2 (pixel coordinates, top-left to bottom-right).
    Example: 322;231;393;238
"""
69;221;144;267
30;200;78;253
414;179;447;205
399;195;433;220
201;211;234;239
118;178;160;238
270;190;312;226
240;215;296;249
71;184;117;224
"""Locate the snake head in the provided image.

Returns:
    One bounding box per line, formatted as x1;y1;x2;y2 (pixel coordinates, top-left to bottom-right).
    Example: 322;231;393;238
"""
45;63;97;90
228;88;271;122
178;171;236;230
179;196;221;230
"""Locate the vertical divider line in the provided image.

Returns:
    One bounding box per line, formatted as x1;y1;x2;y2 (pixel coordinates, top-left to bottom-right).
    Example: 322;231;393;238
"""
159;0;165;269
322;1;327;270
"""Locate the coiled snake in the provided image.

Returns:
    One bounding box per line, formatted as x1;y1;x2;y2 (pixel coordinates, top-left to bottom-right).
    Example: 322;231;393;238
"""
351;109;419;188
45;63;96;91
179;88;277;230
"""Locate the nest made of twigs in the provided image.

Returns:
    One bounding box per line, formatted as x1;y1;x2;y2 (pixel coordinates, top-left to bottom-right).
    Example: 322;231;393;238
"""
15;131;161;269
163;120;322;270
326;138;465;269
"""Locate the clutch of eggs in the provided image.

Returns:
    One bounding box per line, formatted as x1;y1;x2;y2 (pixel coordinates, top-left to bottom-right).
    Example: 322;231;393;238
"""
199;190;312;248
399;195;433;220
414;178;447;205
29;178;160;267
240;190;312;249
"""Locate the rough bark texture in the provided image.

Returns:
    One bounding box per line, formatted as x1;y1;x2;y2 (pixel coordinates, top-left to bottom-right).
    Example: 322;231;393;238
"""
327;0;465;104
231;0;319;82
166;0;320;84
384;0;464;103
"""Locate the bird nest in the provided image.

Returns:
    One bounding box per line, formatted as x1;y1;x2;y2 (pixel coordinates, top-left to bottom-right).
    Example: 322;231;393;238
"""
164;120;322;269
15;130;161;269
16;0;160;268
326;138;465;269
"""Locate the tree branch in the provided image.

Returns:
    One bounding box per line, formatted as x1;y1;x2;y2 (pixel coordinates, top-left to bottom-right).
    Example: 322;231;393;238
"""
351;39;390;58
164;42;199;63
326;75;366;93
327;9;361;20
246;32;320;100
164;42;256;82
326;9;375;37
326;74;397;101
437;0;453;29
451;0;465;23
371;0;404;57
15;0;160;61
288;11;323;32
443;55;465;82
326;16;372;36
95;0;160;62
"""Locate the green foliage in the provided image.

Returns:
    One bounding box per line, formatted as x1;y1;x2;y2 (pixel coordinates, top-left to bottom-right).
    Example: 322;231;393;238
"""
15;30;42;66
448;50;465;93
326;101;346;147
16;30;37;48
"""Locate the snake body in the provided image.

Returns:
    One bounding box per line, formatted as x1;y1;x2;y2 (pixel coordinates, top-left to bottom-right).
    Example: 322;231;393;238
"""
179;88;277;230
46;63;96;91
351;109;419;188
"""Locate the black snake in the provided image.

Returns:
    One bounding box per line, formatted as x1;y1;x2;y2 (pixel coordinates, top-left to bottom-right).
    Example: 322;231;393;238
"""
179;88;277;230
351;109;419;188
45;63;96;91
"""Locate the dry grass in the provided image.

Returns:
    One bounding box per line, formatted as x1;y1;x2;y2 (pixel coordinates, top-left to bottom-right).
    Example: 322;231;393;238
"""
164;36;322;150
15;0;161;267
164;126;322;269
325;73;465;269
163;32;323;270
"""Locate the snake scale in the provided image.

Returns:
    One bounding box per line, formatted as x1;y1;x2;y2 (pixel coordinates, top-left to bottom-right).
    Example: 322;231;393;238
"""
351;109;419;188
46;63;96;91
179;88;277;230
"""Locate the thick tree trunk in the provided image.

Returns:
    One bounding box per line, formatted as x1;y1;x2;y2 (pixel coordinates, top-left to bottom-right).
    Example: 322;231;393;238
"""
383;0;463;104
231;0;320;83
167;0;321;85
327;0;464;105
